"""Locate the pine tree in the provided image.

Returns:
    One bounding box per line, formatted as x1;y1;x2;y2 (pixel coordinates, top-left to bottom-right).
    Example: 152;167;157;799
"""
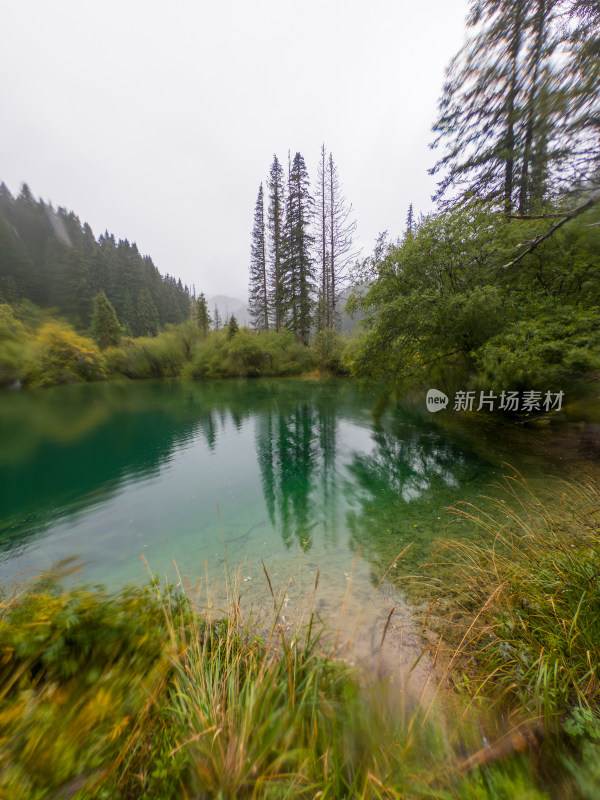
227;314;239;339
517;0;551;212
90;291;121;348
196;292;212;338
213;304;222;331
406;204;415;236
0;182;12;202
136;288;159;336
429;0;567;214
267;155;285;331
561;0;600;195
248;184;269;330
281;152;315;344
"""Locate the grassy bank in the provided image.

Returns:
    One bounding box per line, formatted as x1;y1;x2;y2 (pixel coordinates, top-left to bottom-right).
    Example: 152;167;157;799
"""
434;477;600;725
3;478;600;798
0;568;553;799
416;475;600;796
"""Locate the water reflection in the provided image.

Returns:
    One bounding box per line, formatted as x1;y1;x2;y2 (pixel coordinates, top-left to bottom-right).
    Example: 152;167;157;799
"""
0;379;554;588
0;381;355;563
0;384;203;547
344;419;481;578
256;404;320;549
348;423;464;503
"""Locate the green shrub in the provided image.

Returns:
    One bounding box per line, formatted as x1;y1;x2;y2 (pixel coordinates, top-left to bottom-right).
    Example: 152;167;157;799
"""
227;329;266;375
107;327;193;379
475;308;600;392
184;333;228;378
0;303;27;341
102;342;131;376
312;329;350;374
184;329;317;379
0;581;186;799
27;321;106;387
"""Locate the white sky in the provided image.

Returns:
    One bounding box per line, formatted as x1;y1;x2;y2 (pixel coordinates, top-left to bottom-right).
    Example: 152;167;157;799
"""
2;0;468;299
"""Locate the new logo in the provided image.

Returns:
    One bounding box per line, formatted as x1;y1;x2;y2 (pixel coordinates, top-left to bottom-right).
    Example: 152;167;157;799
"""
426;389;448;412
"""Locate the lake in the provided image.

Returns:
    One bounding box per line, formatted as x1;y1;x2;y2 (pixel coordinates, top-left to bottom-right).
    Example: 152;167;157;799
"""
0;379;589;632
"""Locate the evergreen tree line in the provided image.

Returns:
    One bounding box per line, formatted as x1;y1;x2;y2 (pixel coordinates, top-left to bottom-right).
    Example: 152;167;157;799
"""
0;182;192;337
248;146;357;344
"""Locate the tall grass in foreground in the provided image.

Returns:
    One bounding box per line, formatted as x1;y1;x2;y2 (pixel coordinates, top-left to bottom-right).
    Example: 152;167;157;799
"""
0;557;563;799
7;470;600;800
432;474;600;742
123;563;447;800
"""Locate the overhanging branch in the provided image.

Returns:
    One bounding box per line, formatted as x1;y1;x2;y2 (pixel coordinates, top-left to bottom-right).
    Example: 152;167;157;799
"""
502;190;600;269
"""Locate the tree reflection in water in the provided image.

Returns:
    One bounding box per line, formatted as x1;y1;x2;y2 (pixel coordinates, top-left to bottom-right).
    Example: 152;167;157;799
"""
344;421;487;580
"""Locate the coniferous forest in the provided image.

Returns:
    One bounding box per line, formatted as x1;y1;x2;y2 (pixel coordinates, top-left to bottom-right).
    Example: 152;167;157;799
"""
0;182;191;335
248;147;356;340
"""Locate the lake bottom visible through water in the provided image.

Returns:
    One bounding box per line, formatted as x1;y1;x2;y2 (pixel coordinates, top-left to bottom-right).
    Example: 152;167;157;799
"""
0;378;593;684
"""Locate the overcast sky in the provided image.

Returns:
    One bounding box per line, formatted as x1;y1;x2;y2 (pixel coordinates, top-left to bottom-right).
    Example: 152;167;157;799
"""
3;0;468;300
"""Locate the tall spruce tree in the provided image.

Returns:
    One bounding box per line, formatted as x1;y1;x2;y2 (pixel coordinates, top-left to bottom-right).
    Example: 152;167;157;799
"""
267;155;285;332
406;203;415;236
136;288;159;336
227;314;239;339
562;0;600;195
248;184;269;330
90;290;121;349
429;0;569;214
196;292;211;338
517;0;551;212
281;152;315;344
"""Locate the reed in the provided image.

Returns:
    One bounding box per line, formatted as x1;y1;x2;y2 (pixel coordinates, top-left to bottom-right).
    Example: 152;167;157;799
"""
430;471;600;740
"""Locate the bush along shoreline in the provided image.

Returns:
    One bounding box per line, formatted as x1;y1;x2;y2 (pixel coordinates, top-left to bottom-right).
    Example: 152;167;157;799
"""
2;298;598;433
0;301;351;389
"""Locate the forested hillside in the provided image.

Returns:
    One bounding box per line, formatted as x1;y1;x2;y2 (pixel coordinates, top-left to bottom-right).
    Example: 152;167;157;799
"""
0;183;191;335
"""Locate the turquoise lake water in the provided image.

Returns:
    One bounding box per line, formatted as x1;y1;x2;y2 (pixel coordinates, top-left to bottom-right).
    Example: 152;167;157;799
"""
0;379;582;614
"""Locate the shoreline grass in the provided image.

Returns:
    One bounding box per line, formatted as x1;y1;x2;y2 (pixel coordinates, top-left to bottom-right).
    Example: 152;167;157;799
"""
0;571;541;798
3;475;600;797
411;473;600;796
431;475;600;729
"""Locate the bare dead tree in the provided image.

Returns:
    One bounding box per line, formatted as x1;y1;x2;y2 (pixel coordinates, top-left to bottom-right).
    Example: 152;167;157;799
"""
327;152;358;329
315;144;329;329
